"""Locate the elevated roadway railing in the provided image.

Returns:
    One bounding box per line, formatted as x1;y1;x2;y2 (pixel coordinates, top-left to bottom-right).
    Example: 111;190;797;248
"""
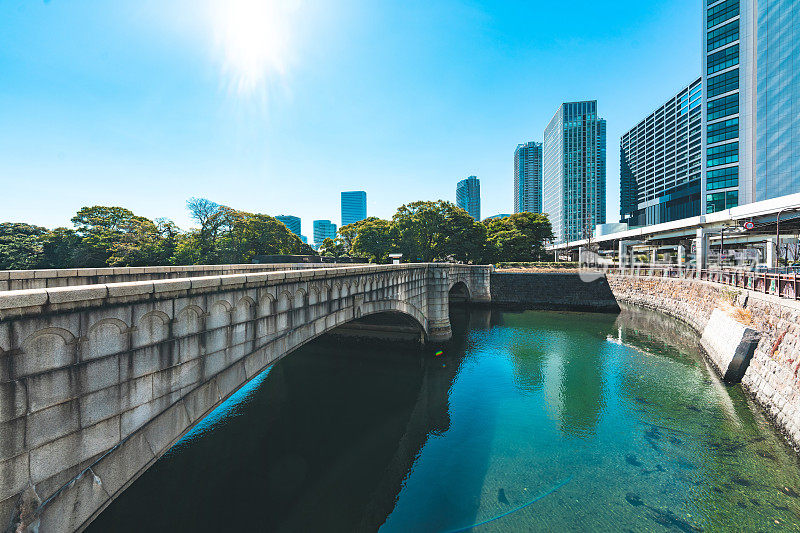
610;265;800;301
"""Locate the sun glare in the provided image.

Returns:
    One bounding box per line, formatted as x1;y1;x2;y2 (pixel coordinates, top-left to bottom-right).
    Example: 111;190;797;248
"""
210;0;300;96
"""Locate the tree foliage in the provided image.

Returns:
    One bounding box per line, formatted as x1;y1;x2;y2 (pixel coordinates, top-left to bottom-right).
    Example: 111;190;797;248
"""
483;213;553;262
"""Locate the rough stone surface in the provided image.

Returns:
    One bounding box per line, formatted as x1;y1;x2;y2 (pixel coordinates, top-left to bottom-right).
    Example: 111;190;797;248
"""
491;272;620;311
608;273;800;452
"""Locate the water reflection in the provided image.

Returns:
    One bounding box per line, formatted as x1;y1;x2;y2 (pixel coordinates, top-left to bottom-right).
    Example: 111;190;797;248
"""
90;306;800;532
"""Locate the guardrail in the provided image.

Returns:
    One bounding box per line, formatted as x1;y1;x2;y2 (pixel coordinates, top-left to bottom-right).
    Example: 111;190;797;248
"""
609;265;800;301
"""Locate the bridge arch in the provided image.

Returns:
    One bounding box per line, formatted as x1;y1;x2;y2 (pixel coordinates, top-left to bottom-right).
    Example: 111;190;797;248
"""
448;281;471;303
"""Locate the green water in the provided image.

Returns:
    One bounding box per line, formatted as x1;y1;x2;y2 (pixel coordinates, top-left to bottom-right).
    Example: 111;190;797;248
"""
89;306;800;532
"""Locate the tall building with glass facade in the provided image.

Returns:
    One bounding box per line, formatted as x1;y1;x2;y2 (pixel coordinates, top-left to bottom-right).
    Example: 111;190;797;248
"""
514;142;543;213
702;0;800;213
341;191;367;227
456;176;481;219
620;78;702;227
275;215;301;237
313;220;337;246
543;101;607;244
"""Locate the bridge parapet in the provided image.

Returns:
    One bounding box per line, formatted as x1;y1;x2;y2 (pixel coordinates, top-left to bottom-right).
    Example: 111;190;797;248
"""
0;263;490;532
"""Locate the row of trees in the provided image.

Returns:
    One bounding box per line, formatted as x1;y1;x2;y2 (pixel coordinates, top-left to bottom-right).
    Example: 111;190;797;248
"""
0;199;314;270
0;199;552;270
320;200;553;264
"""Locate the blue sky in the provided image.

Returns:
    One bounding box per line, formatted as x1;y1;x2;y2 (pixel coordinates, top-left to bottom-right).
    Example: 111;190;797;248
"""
0;0;701;238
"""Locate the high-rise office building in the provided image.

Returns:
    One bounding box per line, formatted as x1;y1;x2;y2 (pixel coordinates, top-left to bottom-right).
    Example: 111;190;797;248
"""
620;78;702;227
456;176;481;220
341;191;367;227
543;101;607;244
275;215;301;237
313;220;337;245
514;142;543;213
702;0;800;213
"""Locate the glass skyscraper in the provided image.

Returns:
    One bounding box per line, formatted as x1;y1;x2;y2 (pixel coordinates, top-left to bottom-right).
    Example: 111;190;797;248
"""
620;77;702;227
543;101;606;244
514;142;543;214
275;215;301;237
341;191;367;227
313;219;337;246
456;175;481;220
702;0;800;212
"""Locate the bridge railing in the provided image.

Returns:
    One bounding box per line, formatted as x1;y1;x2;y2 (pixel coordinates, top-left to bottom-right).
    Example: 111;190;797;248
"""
609;265;800;301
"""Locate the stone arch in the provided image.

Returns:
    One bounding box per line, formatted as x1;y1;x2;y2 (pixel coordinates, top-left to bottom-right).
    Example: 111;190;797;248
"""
258;293;275;317
293;289;307;309
276;291;293;313
234;296;256;321
308;286;320;306
133;311;170;349
85;318;129;360
207;300;232;330
20;327;77;376
449;281;471;303
175;305;205;337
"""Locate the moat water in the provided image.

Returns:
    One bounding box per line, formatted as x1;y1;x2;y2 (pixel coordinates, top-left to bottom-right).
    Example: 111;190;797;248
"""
89;306;800;532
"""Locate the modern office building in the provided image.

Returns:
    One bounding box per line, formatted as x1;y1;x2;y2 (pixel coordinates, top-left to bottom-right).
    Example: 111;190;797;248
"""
702;0;800;213
620;77;702;227
514;142;542;213
341;191;367;227
514;142;543;214
313;219;337;245
484;213;512;221
543;101;607;244
456;176;481;219
275;215;301;237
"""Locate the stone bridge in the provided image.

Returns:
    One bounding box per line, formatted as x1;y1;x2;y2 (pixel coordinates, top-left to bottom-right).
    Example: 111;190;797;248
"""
0;263;491;532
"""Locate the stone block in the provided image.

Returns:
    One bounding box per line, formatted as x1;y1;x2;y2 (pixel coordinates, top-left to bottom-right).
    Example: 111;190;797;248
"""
219;274;246;286
9;271;34;280
37;466;110;533
26;400;80;449
77;356;120;395
46;285;108;304
0;418;25;462
142;400;190;456
91;431;155;496
26;369;75;413
30;416;119;483
106;281;155;298
152;359;200;398
152;279;191;294
0;380;26;422
701;308;761;382
79;385;122;427
183;380;221;422
189;276;222;290
120;391;180;438
0;289;48;312
216;361;246;398
0;453;29;503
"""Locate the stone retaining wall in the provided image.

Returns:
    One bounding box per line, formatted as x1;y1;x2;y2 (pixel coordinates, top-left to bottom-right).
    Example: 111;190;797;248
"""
490;272;620;311
608;274;800;451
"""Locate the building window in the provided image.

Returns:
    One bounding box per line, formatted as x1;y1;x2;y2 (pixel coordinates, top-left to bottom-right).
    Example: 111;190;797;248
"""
707;117;739;144
708;44;739;74
706;190;738;213
707;93;739;120
707;0;739;29
707;20;739;51
706;166;738;190
706;141;738;167
707;69;739;97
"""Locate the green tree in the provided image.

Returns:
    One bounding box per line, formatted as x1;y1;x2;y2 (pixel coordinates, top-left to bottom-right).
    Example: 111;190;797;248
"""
71;206;146;266
483;212;553;262
0;223;47;270
320;237;345;258
392;200;486;263
340;217;394;263
38;228;82;268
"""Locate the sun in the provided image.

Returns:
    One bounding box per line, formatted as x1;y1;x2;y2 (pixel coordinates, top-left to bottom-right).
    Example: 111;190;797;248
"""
210;0;300;96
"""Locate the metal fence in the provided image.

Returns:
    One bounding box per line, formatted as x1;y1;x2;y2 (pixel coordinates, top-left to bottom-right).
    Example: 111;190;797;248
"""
610;265;800;301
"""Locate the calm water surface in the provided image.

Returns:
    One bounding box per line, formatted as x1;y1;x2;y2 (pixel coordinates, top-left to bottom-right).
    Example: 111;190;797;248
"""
89;306;800;532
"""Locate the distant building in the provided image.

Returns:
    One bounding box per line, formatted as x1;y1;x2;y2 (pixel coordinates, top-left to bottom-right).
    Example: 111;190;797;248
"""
701;0;800;213
620;77;702;227
275;215;301;237
514;142;543;214
543;100;606;244
341;191;367;227
313;220;337;246
456;176;481;219
484;213;512;221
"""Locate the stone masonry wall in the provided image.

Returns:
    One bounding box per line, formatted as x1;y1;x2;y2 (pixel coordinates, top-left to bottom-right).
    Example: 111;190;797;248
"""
608;274;800;452
491;272;620;312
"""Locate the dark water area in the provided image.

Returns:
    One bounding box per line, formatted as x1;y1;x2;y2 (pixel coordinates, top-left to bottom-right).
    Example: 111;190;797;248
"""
88;306;800;532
